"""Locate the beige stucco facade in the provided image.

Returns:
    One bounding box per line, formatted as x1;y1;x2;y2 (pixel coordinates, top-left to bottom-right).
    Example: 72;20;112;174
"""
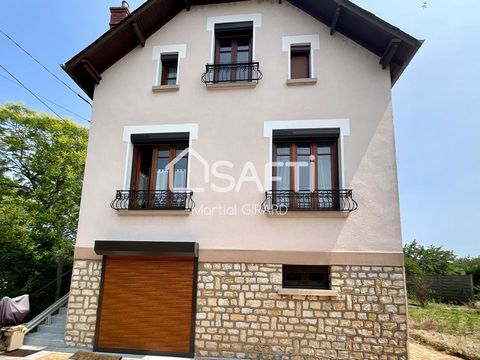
75;1;402;261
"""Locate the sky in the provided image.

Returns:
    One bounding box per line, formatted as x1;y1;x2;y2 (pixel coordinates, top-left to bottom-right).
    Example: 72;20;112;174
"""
1;1;479;257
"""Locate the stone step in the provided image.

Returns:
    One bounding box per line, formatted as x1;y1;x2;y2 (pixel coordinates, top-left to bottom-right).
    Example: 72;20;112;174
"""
50;314;66;324
58;307;67;315
23;336;66;348
37;324;65;334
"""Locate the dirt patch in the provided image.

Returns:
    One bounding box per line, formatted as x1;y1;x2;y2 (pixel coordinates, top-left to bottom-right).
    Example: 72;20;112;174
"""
410;329;480;360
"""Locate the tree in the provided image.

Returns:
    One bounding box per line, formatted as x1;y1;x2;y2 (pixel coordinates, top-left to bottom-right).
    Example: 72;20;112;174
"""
403;240;457;276
0;103;88;303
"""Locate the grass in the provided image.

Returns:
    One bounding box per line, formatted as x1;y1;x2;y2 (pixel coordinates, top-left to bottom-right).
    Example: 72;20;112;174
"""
409;301;480;360
409;302;480;337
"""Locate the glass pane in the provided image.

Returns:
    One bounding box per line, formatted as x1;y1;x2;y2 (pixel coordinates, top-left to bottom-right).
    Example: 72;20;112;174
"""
297;156;310;191
155;157;169;191
174;158;188;190
275;154;290;208
237;50;249;63
158;144;169;158
134;146;153;208
176;143;188;157
166;78;176;85
317;155;332;190
297;146;311;155
167;67;177;78
219;51;231;64
317;155;333;208
297;147;311;191
277;146;290;155
317;146;331;155
276;155;290;190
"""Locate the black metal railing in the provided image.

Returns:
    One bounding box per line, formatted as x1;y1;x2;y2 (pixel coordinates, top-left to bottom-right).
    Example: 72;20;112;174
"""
110;190;195;211
261;190;358;212
201;62;263;85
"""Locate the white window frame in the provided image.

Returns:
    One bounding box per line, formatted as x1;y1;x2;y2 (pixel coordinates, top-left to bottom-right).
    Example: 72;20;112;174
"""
263;119;350;190
122;124;199;190
152;44;187;86
282;35;320;80
206;13;262;63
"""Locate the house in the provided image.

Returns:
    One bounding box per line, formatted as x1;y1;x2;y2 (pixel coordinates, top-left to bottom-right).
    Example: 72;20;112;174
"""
63;0;422;358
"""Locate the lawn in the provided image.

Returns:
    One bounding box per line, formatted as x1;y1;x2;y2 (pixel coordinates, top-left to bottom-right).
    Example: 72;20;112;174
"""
409;302;480;360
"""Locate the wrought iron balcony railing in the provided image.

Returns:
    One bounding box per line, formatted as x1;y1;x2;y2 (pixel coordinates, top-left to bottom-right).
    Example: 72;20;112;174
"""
261;190;358;213
110;190;194;211
201;62;263;85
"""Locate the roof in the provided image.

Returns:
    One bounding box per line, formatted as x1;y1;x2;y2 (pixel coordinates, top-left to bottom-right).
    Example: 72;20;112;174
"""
63;0;423;99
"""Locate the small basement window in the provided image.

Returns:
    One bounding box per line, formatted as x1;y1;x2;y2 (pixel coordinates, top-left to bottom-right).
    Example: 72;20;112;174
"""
282;265;330;290
290;44;310;79
161;54;178;85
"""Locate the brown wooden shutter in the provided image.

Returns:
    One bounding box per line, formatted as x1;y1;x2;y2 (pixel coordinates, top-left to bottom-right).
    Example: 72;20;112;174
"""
95;256;196;356
291;45;310;79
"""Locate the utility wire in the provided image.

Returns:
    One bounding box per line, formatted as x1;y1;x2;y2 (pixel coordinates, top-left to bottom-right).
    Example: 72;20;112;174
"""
0;63;65;120
0;29;92;107
0;73;90;123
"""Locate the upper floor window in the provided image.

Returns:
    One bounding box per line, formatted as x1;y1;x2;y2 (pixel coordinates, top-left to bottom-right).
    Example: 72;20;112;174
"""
271;129;340;210
273;130;339;192
214;22;253;65
123;133;191;210
282;35;319;84
290;45;310;79
160;54;178;85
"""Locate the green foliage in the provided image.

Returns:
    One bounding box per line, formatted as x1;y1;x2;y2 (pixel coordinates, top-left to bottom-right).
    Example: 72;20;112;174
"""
0;103;88;299
454;257;480;295
404;240;457;276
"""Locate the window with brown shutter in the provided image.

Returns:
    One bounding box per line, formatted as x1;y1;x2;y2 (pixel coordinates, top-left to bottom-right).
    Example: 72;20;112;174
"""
290;45;310;79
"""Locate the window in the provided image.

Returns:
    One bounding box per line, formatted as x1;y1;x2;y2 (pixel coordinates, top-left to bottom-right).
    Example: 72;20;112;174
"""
161;54;178;85
283;265;330;290
214;22;253;82
272;129;339;209
130;133;189;209
290;44;310;79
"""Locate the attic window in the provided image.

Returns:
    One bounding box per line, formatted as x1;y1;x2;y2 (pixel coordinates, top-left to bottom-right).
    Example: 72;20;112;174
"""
290;45;310;79
161;54;178;86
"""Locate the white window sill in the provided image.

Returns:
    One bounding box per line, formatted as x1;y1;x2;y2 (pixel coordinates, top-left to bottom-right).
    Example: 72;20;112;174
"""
286;78;317;86
206;82;257;90
265;210;350;218
152;85;179;92
116;210;191;216
278;288;338;297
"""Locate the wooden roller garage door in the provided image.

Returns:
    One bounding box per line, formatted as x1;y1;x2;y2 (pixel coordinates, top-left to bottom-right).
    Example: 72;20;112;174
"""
95;256;196;356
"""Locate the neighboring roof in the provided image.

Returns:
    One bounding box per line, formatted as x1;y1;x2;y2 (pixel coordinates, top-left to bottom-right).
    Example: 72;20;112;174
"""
63;0;423;99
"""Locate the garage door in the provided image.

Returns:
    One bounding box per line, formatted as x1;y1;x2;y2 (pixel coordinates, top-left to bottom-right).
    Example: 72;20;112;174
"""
94;255;196;356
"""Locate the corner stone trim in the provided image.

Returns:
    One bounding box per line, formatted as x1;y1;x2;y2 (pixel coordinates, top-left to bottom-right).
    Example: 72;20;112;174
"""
65;260;102;348
196;264;408;359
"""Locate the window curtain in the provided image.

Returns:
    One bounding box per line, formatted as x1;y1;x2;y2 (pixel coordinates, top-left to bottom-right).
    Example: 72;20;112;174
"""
276;163;290;207
156;169;169;190
317;156;332;207
174;169;187;189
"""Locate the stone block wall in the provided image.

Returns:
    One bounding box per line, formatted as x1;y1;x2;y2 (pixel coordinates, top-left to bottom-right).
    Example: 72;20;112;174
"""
64;261;408;359
64;259;102;348
195;264;408;360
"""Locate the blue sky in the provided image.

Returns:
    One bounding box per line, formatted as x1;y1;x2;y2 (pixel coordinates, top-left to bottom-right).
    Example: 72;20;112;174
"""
1;1;479;256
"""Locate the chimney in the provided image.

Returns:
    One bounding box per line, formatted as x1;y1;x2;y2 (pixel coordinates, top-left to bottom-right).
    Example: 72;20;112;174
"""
109;1;130;29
